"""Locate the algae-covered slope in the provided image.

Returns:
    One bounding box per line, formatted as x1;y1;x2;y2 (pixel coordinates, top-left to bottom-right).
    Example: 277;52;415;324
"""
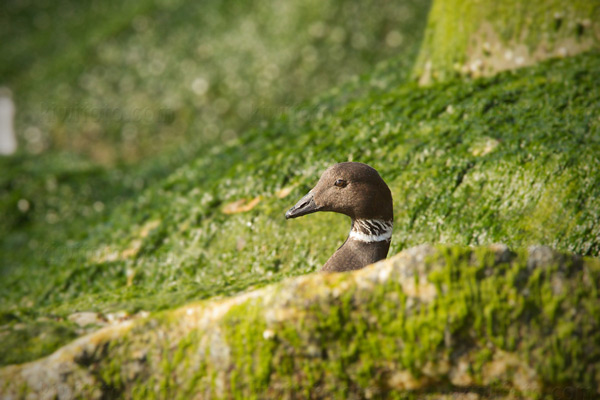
2;245;599;399
1;52;600;366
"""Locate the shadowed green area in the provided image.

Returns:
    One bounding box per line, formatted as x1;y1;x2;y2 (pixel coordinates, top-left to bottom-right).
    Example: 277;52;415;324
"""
1;51;599;366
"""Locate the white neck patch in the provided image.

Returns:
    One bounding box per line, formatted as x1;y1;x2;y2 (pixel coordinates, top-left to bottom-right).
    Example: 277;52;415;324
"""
349;219;393;243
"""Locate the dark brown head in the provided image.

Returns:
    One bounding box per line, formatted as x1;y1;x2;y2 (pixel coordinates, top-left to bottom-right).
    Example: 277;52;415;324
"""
285;162;393;221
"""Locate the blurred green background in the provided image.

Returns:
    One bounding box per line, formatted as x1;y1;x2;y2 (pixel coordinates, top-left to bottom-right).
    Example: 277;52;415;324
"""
2;0;429;163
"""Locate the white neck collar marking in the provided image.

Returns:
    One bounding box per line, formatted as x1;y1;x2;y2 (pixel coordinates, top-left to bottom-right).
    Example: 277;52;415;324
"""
349;219;393;243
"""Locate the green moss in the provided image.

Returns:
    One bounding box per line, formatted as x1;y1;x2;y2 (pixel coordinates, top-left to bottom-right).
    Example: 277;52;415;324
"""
414;0;600;81
220;299;276;398
2;51;600;366
3;245;598;398
0;319;78;365
114;245;599;398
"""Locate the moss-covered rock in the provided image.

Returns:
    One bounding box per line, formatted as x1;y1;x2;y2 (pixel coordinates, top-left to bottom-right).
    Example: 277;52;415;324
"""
1;245;598;399
414;0;600;83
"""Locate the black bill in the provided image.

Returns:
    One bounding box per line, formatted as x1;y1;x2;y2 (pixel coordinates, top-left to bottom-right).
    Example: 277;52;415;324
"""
285;191;320;219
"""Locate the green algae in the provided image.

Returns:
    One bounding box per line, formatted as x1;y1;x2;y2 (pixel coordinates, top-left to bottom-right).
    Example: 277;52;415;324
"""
201;247;596;397
2;51;600;367
222;301;276;399
0;318;78;365
414;0;600;81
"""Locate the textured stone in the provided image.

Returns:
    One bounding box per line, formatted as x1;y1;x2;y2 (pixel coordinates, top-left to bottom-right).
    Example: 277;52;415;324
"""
1;245;598;399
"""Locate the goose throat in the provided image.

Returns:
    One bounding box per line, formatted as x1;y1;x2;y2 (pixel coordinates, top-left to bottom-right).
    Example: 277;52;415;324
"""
349;219;393;243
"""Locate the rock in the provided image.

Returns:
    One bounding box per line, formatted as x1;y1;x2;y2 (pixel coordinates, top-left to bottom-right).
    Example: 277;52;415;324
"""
1;245;599;399
104;311;129;324
67;312;106;328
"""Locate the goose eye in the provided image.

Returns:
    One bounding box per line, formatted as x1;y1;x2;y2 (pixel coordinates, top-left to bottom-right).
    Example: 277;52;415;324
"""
334;179;347;188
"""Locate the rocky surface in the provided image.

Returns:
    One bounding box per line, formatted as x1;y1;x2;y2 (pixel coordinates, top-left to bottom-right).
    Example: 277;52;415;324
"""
1;244;598;399
414;0;600;82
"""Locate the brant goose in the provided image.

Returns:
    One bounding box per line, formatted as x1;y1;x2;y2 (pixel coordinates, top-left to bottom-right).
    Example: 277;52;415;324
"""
285;162;393;272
